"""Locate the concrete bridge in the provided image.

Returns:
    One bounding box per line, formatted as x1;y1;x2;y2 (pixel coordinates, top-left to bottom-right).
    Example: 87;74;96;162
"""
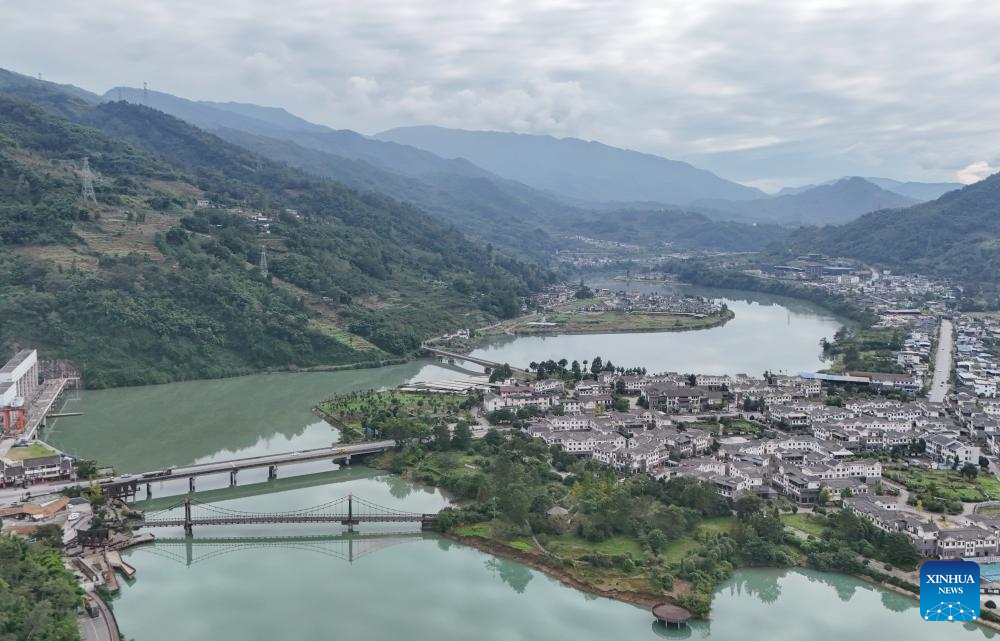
422;346;526;375
104;440;398;499
0;440;400;504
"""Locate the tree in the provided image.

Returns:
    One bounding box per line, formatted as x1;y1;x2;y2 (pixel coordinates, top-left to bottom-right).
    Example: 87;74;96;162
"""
961;463;979;481
452;421;472;450
735;494;763;521
882;532;920;569
646;528;667;553
590;357;603;374
32;523;65;549
433;422;451;450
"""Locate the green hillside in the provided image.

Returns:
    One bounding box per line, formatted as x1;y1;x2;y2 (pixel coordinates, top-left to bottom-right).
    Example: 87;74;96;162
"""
787;173;1000;305
0;91;550;387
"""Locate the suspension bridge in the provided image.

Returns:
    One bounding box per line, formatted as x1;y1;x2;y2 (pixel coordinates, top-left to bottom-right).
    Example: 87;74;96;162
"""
132;532;425;566
136;494;438;533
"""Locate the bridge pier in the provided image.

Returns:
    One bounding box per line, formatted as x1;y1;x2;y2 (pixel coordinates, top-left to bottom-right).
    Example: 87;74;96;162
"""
267;465;278;481
229;469;238;487
145;482;152;499
189;477;196;493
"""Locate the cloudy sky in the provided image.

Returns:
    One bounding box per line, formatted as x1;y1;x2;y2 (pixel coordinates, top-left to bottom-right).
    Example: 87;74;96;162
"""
3;0;999;190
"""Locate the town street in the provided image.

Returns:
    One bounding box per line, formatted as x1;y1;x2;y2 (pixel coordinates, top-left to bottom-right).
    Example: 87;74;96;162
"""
929;319;953;403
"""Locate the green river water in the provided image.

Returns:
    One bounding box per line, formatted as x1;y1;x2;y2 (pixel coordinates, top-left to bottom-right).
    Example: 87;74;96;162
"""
42;291;992;640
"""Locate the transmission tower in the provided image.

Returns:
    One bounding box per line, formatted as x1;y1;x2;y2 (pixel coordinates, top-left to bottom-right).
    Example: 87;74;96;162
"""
259;246;268;278
80;157;97;204
143;81;148;105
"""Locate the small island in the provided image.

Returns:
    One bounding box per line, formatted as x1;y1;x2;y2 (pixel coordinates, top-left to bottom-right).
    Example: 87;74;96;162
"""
490;284;734;337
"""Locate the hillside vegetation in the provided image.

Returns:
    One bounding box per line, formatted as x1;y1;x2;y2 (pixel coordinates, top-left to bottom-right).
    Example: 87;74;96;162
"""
788;173;1000;305
0;87;550;387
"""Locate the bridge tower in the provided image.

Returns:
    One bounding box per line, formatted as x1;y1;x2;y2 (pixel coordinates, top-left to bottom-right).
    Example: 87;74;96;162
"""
343;492;359;533
183;497;193;535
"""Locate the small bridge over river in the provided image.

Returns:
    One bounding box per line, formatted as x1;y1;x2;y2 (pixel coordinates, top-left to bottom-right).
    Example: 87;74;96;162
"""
421;345;526;375
132;532;424;566
136;494;437;534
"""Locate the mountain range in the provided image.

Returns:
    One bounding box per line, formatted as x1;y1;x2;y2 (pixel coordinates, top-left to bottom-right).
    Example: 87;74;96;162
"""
692;177;919;226
376;125;765;205
93;84;965;238
98;85;783;253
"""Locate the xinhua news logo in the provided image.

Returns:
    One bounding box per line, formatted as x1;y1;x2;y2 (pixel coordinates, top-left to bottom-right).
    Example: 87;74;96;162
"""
920;560;980;621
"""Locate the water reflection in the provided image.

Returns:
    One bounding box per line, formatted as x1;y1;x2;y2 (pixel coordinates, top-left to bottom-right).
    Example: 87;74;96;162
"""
650;621;694;639
881;589;917;614
386;475;415;499
724;568;787;605
485;557;534;594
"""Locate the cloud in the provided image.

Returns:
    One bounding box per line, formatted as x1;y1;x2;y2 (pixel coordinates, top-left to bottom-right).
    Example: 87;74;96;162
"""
1;0;998;186
957;161;998;184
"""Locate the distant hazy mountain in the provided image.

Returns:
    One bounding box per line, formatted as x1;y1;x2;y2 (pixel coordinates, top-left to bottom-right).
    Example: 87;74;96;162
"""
862;177;964;202
103;87;488;180
788;172;1000;288
776;175;963;203
695;177;915;225
376;125;764;205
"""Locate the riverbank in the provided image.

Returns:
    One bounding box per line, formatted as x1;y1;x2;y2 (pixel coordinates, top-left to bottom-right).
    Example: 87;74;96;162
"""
446;532;668;608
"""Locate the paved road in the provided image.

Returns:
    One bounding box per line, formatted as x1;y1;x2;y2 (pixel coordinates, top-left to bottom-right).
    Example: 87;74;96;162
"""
929;318;953;403
78;611;113;641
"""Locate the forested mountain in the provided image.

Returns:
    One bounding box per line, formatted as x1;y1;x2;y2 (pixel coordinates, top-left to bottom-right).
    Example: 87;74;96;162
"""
377;125;765;205
0;83;550;387
788;173;1000;300
100;83;780;254
210;127;569;256
694;177;916;225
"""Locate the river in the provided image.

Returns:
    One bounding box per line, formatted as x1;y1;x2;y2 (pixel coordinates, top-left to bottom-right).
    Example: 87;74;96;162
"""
110;475;994;641
469;285;846;376
43;290;988;639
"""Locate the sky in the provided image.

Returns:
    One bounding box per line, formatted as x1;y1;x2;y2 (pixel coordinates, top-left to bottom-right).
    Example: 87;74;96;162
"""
2;0;999;191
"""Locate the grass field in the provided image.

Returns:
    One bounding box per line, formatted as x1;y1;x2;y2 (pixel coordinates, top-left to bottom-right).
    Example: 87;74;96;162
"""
508;308;733;335
545;534;647;559
886;467;1000;502
781;513;827;538
4;442;57;462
